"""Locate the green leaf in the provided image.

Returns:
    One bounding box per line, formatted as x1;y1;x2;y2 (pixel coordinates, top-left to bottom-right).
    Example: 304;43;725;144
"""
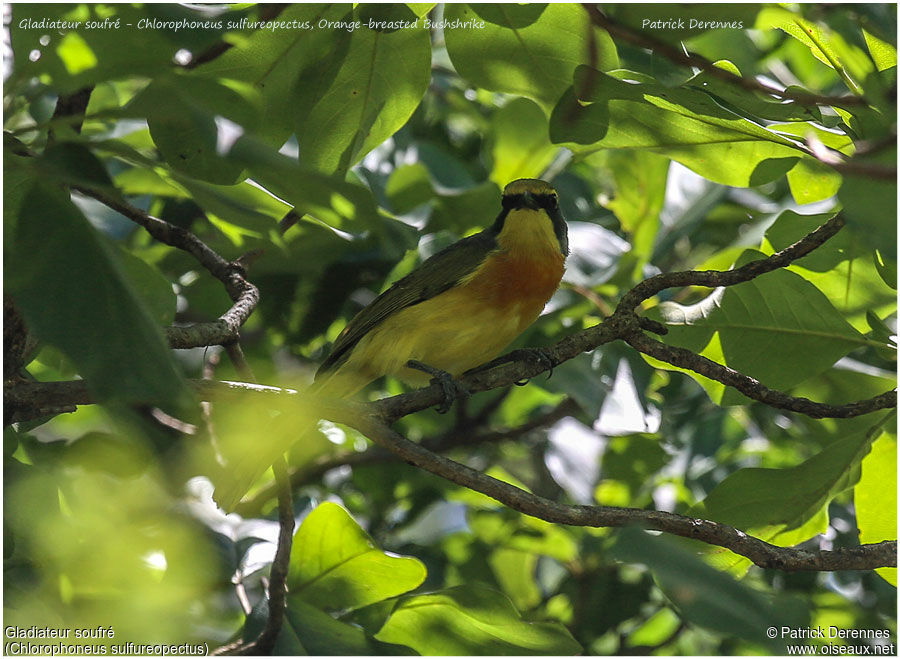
374;584;583;655
863;28;898;72
289;502;426;612
6;181;190;413
855;428;898;585
230;139;382;232
605;5;762;44
684;64;825;124
762;211;897;332
550;67;804;186
838;146;897;261
488;97;557;186
649;247;869;405
386;163;434;214
690;420;885;573
590;149;668;275
283;596;379;655
293;5;431;175
444;4;618;108
7;4;226;94
194;5;352;147
611;528;809;651
489;548;540;610
133;74;261;185
768;121;853;204
756;7;871;94
112;245;177;326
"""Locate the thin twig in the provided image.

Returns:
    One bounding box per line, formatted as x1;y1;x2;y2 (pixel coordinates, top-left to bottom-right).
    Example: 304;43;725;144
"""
805;132;897;181
616;214;847;313
70;186;260;349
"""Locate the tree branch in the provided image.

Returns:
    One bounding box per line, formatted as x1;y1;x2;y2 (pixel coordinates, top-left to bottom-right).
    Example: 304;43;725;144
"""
582;4;869;108
625;332;897;418
7;379;894;571
338;406;896;572
616;214;846;313
71;185;260;349
233;397;582;518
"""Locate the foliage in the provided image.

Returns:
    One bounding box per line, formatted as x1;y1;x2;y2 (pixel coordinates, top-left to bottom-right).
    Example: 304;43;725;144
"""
4;2;897;655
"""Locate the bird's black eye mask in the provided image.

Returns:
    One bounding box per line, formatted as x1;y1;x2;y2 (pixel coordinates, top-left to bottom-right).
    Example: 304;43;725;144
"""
501;193;559;212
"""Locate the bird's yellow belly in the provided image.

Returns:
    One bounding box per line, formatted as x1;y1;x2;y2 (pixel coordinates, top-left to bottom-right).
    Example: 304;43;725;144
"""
322;247;564;396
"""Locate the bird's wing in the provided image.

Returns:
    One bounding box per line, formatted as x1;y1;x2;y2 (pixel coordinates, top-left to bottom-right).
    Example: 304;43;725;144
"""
315;230;498;378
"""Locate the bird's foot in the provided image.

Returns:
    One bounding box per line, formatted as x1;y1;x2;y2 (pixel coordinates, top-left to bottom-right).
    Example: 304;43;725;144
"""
406;360;469;414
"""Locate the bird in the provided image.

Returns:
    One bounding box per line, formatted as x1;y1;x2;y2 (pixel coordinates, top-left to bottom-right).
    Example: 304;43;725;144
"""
313;178;568;405
214;179;567;511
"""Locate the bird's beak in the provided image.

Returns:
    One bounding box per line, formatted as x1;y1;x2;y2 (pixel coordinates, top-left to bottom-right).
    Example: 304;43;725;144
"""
521;190;540;210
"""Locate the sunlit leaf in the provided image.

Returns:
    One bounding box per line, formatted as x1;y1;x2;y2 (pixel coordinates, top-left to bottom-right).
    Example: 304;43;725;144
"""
445;3;618;108
290;502;427;612
855;428;898;585
375;584;582;655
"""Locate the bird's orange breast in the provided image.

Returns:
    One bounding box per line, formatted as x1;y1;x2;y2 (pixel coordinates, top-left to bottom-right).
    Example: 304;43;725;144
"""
461;248;565;331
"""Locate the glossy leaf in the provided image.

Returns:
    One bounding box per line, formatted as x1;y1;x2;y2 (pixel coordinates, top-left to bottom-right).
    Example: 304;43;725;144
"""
650;247;868;404
374;584;582;655
293;5;431;175
445;3;618;108
289;502;426;612
855;428;898;585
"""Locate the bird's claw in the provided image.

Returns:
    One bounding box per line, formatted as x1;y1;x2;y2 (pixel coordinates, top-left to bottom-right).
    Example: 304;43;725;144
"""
508;347;556;382
406;360;469;413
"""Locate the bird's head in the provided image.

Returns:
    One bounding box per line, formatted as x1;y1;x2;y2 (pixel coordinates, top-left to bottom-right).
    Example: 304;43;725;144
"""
495;178;568;255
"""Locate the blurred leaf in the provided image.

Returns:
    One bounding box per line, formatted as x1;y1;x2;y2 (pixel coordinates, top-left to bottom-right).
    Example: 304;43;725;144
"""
290;502;426;612
293;5;431;175
209;396;329;512
7;181;190;412
445;3;618;108
375;583;582;655
490;548;541;610
855;428;898;585
611;527;809;652
429;181;500;234
386;163;433;214
593;149;668;274
488;97;557;186
113;246;177;325
132;74;261;185
838;146;897;261
7;4;226;94
406;4;436;19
